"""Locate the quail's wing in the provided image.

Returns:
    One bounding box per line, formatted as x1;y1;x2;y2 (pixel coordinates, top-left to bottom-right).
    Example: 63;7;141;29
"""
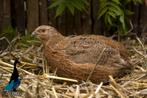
55;36;120;65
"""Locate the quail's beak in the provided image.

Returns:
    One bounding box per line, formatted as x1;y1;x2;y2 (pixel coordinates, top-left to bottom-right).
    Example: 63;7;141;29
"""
31;31;36;37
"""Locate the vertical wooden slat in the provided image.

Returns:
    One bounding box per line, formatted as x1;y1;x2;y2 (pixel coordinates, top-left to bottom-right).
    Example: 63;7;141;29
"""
48;9;56;26
26;0;39;32
74;11;82;35
56;12;67;35
65;12;74;35
140;4;147;33
0;0;11;49
48;1;56;26
131;4;140;35
1;0;11;29
90;0;94;34
80;5;91;34
12;0;25;34
81;12;91;34
0;0;4;32
92;0;102;35
39;0;48;25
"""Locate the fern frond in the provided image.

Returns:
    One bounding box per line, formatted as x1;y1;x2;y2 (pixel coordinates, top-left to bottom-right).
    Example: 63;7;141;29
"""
49;0;88;17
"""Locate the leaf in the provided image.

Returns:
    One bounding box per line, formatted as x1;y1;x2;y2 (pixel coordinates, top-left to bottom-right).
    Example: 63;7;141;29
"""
108;11;116;19
109;2;122;13
71;0;85;11
97;7;108;20
67;4;74;15
119;15;126;31
111;0;121;4
49;0;63;9
104;14;108;26
98;2;109;12
49;0;88;16
55;4;66;17
97;0;143;35
107;14;113;25
99;0;107;8
124;9;134;15
109;6;121;16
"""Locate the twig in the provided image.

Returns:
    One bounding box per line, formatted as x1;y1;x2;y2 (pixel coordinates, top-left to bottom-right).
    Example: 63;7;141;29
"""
44;90;50;98
109;75;118;87
23;45;34;54
139;88;147;94
136;66;146;72
136;36;145;52
10;60;37;67
44;74;78;83
88;82;103;98
0;37;11;54
133;47;146;59
86;48;106;81
36;80;40;98
110;84;126;98
109;76;128;98
52;86;58;98
74;85;80;98
127;21;133;34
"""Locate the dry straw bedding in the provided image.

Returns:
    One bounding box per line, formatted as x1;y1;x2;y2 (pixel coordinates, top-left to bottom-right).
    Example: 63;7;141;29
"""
0;37;147;98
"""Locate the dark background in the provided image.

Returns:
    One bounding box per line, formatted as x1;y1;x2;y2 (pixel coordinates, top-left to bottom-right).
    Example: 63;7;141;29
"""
0;0;147;36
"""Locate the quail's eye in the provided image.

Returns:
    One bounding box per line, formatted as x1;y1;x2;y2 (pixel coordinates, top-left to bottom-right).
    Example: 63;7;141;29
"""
41;29;45;32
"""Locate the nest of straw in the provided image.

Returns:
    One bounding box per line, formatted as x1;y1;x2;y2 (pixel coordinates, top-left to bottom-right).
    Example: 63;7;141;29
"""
0;36;147;98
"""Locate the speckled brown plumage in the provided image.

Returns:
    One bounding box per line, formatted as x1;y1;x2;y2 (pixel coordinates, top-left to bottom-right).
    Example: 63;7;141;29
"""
32;25;133;83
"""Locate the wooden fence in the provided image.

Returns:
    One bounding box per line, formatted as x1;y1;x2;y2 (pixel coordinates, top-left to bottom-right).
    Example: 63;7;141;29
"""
0;0;147;36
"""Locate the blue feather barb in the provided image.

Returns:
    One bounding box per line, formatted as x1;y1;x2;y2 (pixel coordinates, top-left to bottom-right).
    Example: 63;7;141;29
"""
4;60;21;92
4;78;21;91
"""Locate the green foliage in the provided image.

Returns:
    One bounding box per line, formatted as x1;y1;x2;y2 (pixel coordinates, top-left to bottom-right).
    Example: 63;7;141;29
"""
48;0;143;35
0;26;17;41
97;0;143;35
49;0;88;17
0;26;40;48
19;34;40;47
